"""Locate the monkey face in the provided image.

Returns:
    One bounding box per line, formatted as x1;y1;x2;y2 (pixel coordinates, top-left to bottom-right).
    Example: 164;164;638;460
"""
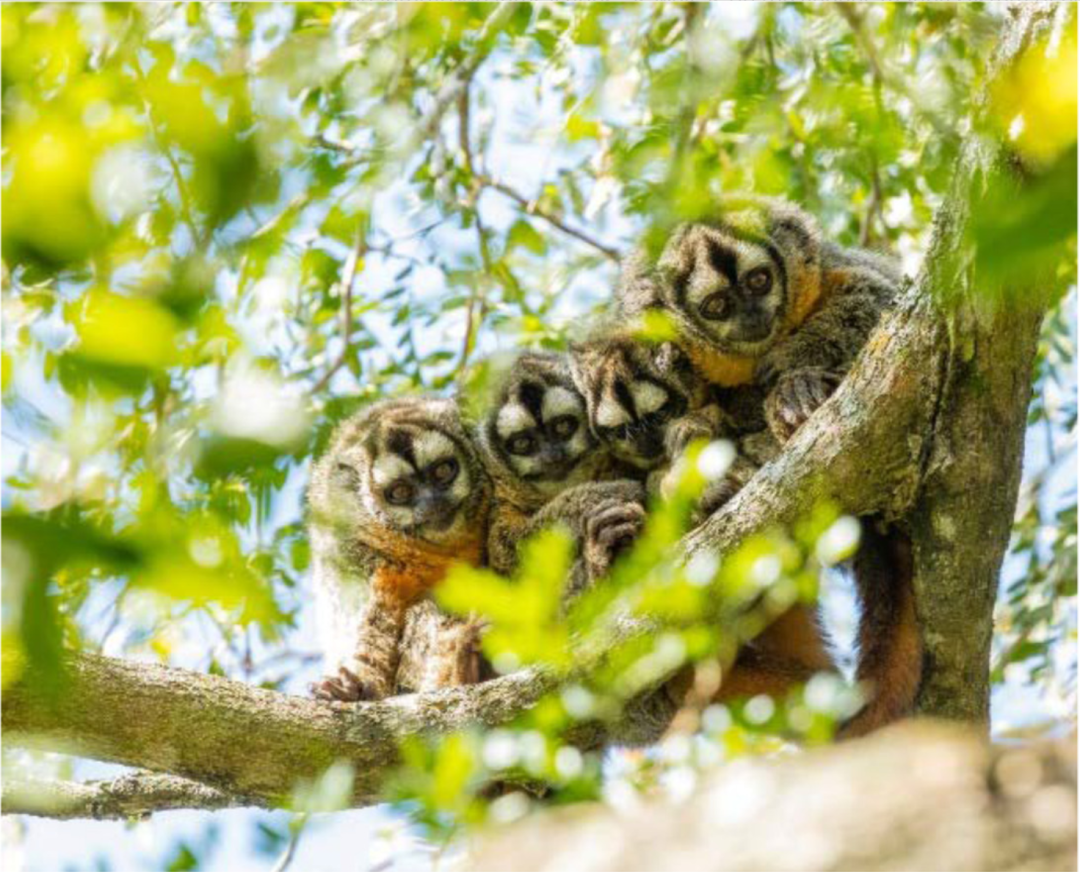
570;337;692;470
364;425;475;542
660;224;789;356
324;399;487;547
487;359;595;496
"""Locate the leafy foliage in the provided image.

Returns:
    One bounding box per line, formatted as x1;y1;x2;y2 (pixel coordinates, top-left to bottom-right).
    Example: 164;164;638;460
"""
1;2;1076;867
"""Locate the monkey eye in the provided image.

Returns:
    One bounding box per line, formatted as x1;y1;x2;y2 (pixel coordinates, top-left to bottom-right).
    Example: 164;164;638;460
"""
429;458;459;487
506;433;538;456
385;480;416;506
650;399;673;422
549;416;578;439
745;267;773;295
699;292;730;320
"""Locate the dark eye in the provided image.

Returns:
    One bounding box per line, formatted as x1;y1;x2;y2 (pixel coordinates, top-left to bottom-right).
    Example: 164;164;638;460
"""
699;292;729;320
745;267;772;295
646;400;673;423
430;458;459;486
550;416;578;439
384;481;415;506
506;434;537;456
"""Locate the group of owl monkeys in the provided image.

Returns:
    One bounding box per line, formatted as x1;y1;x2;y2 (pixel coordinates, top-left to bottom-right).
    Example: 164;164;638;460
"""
308;195;918;739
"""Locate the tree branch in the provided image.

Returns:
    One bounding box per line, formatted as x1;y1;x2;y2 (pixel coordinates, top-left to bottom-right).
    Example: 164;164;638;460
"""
2;652;566;813
414;2;521;145
0;283;953;815
311;225;368;394
474;174;621;261
2;772;246;821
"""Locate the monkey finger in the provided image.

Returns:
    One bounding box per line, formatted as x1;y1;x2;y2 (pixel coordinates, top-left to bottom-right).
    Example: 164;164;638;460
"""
310;681;337;701
596;521;643;552
337;666;362;690
587;502;642;538
590;511;645;545
313;677;355;702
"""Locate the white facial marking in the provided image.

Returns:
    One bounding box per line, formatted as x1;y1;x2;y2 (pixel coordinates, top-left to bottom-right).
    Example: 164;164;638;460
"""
412;430;456;468
448;470;470;502
510;455;542;475
566;430;589;456
631;381;667;416
371;454;412;486
496;403;534;439
541;387;581;422
596;394;631;429
683;231;772;306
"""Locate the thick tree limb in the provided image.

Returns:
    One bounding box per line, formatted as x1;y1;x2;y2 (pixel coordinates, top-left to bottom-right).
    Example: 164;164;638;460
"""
3;652;562;812
469;722;1078;872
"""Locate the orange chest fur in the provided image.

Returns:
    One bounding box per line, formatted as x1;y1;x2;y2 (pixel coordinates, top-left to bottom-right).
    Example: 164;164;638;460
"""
370;531;485;606
687;279;829;387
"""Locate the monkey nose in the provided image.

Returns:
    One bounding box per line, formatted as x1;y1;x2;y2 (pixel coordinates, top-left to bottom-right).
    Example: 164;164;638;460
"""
540;446;568;465
414;495;455;529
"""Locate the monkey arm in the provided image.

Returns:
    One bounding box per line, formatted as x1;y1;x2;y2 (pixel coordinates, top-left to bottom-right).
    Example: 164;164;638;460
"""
395;599;488;694
312;560;424;702
757;271;898;444
662;403;729;458
488;480;647;600
757;268;897;385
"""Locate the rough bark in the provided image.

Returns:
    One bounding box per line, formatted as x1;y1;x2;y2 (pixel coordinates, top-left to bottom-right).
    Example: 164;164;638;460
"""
0;2;1063;822
3;651;562;812
469;723;1078;872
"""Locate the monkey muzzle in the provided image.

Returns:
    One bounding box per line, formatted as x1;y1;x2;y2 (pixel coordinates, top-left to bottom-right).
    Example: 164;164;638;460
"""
412;495;459;532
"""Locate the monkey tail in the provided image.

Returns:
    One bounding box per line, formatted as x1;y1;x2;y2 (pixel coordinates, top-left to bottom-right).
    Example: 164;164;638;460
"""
838;521;922;739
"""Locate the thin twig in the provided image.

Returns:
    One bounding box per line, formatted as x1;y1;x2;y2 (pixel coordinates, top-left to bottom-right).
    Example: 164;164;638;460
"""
456;81;489;377
271;814;309;872
834;3;957;142
130;61;204;249
414;2;520;145
477;175;620;261
311;226;368;394
859;155;884;247
2;772;250;820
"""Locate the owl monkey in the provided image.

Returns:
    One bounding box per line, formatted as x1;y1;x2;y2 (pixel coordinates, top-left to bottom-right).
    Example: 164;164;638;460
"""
567;329;768;517
568;329;836;706
308;397;492;701
617;195;915;737
473;350;647;592
616;194;900;442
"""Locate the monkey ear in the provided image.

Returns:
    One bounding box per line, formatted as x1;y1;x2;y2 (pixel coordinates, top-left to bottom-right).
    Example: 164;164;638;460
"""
768;204;820;267
331;459;361;490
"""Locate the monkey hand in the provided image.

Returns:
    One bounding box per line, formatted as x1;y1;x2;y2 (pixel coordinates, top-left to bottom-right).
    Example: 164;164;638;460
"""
582;492;647;581
764;367;843;444
663;414;716;459
310;663;385;703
